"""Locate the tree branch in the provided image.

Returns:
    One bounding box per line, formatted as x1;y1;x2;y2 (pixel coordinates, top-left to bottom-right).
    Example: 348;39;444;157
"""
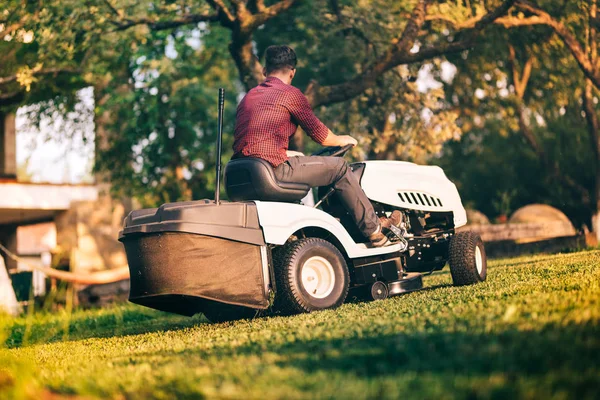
584;79;600;174
427;13;548;29
248;0;299;31
593;14;600;30
0;67;80;86
394;38;477;64
515;0;600;89
0;22;24;38
328;0;344;23
305;0;429;107
505;40;591;204
507;44;533;98
110;13;219;32
516;99;590;203
230;0;251;20
206;0;236;26
227;0;300;91
494;15;546;27
427;0;521;29
308;0;517;107
101;0;121;17
474;0;518;28
248;0;266;13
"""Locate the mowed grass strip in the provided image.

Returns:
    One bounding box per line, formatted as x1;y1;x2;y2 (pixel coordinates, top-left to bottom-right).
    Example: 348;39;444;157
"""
2;250;600;399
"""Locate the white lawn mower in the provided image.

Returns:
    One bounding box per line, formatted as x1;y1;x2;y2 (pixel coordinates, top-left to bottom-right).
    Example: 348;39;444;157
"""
119;89;487;323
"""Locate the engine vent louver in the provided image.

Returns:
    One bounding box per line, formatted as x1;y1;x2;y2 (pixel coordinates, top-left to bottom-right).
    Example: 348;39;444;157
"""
397;192;444;208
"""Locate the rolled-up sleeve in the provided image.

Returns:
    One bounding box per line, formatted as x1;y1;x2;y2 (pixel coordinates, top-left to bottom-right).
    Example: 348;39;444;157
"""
284;88;329;144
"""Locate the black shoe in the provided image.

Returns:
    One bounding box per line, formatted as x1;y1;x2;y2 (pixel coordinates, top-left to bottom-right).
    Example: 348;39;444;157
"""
380;210;403;230
369;225;391;247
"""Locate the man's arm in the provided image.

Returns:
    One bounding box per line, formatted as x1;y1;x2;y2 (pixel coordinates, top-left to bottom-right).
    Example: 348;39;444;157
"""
284;89;330;144
285;88;358;148
286;131;356;157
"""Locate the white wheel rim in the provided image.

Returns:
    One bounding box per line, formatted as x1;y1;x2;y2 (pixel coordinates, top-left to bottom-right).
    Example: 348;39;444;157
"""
475;246;483;275
301;256;336;299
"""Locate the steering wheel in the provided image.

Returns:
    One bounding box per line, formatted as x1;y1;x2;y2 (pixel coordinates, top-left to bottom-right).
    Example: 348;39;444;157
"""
311;144;354;157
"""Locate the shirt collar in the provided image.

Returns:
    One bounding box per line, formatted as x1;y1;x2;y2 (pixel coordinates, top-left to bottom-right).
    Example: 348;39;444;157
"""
265;76;285;85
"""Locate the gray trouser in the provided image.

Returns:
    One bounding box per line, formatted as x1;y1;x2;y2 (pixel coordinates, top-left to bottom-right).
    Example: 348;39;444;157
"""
274;156;379;237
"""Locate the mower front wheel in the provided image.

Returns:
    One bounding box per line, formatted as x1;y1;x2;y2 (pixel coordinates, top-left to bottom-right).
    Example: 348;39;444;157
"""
448;231;487;286
273;238;349;315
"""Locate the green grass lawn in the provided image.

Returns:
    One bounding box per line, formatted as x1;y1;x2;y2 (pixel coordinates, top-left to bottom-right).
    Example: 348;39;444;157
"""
1;250;599;399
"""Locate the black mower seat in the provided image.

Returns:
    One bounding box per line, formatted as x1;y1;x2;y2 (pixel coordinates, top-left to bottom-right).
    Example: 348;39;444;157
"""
224;157;310;202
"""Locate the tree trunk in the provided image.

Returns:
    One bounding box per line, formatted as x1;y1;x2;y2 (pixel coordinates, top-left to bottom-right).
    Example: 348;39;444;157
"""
0;112;17;179
229;34;263;91
508;44;593;216
585;0;600;239
583;79;600;239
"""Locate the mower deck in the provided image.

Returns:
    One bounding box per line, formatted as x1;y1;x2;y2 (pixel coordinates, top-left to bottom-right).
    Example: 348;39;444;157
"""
388;272;424;296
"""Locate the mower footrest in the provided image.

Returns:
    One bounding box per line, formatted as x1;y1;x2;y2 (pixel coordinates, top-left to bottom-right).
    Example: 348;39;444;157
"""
387;273;423;296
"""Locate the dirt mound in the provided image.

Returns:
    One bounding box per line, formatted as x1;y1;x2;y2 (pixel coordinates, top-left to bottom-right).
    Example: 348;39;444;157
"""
509;204;573;225
466;209;490;225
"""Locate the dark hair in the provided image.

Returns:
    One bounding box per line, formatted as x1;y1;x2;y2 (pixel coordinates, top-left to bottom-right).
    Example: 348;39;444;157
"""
264;45;297;74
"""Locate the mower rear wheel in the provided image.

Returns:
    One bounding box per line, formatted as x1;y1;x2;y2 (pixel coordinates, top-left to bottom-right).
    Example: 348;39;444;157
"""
448;231;487;286
203;303;256;323
273;238;349;315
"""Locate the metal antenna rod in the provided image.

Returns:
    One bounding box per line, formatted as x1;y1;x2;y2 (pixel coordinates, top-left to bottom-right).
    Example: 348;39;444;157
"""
215;88;225;205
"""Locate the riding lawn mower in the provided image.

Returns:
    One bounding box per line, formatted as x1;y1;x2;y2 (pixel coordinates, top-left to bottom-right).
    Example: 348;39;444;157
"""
119;89;487;322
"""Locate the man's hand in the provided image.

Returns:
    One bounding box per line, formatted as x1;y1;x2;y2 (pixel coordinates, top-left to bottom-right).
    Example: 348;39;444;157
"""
321;130;358;147
286;150;305;157
336;135;358;147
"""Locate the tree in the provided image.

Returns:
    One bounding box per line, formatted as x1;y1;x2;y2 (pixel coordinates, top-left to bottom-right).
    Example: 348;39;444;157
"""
0;1;93;110
2;0;523;205
94;26;241;205
439;0;600;232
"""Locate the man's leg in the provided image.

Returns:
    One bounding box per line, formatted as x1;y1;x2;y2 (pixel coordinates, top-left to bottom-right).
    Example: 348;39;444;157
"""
274;156;379;237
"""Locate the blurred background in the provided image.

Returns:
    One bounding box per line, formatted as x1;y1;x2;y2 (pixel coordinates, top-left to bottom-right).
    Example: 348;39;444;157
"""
0;0;598;306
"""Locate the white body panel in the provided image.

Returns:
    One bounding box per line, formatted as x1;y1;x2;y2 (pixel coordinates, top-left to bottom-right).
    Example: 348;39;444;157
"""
255;160;467;258
360;161;467;228
254;201;404;258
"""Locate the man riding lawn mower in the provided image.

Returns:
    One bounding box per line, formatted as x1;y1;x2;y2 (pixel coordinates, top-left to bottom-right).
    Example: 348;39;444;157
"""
119;45;487;323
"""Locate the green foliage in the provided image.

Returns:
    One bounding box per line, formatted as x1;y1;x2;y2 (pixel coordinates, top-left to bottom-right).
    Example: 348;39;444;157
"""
95;25;239;205
11;0;466;203
2;250;600;398
254;0;461;161
439;101;595;226
438;3;599;226
0;0;94;111
2;0;599;214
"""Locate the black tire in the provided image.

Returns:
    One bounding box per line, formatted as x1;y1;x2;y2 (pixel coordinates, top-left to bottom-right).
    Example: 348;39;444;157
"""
273;238;350;315
202;302;257;323
448;231;487;286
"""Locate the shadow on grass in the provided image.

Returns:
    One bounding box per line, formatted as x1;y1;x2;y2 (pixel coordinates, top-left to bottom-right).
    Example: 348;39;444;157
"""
5;306;207;349
266;324;599;378
7;280;456;349
120;321;600;397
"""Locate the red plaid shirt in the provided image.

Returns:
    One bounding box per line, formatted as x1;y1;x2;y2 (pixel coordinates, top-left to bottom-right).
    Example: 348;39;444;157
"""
232;76;329;167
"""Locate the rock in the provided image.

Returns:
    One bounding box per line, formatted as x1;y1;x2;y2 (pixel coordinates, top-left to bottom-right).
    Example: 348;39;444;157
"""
461;204;577;242
509;204;574;226
466;209;491;225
